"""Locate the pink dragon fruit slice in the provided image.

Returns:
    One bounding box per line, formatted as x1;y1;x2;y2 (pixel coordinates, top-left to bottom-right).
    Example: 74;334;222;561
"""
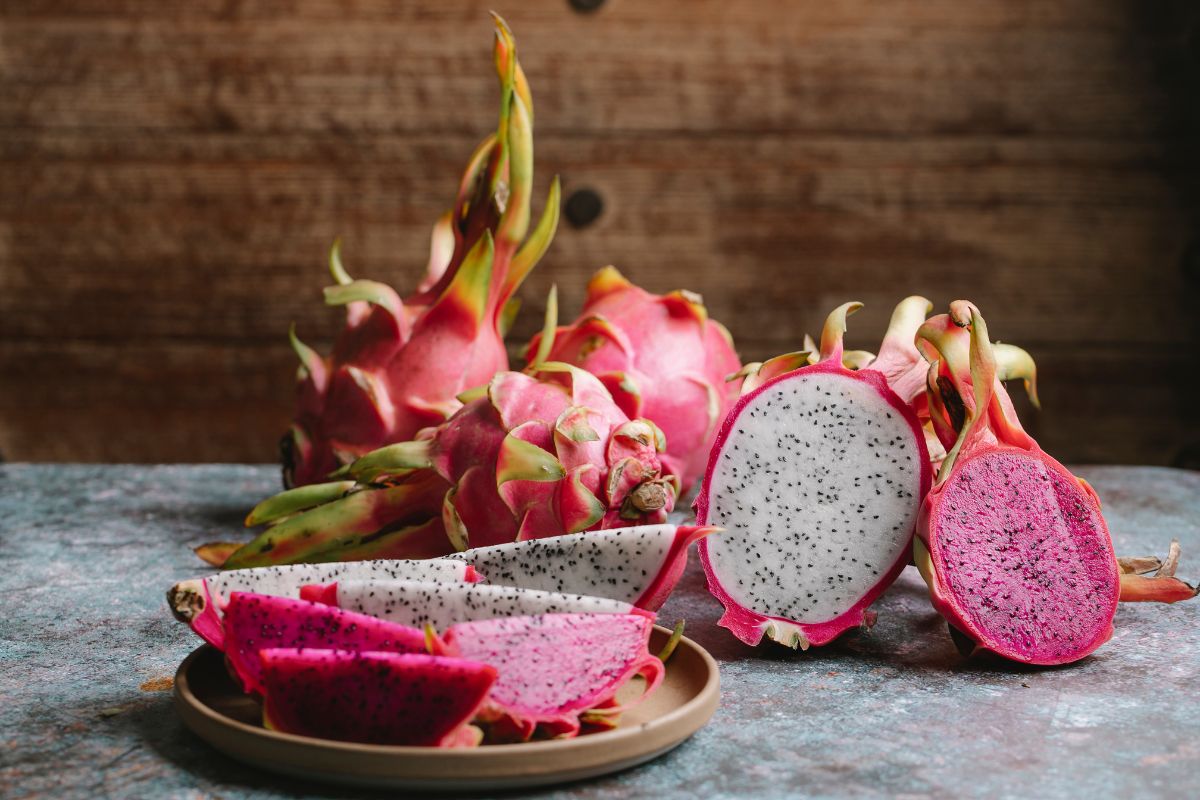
222;592;429;694
440;613;664;741
913;303;1121;665
303;580;652;630
446;524;718;611
258;649;496;747
696;302;933;649
166;557;473;650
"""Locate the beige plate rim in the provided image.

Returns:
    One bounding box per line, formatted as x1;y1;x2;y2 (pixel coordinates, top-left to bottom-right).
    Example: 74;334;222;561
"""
173;625;721;791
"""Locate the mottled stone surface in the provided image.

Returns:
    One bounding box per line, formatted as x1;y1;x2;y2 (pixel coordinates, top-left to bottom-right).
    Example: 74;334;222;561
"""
1;464;1197;799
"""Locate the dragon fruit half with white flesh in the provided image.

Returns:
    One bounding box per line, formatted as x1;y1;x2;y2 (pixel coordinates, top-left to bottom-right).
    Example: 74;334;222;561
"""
439;613;664;741
166;556;473;650
447;523;717;611
696;301;933;649
302;579;653;629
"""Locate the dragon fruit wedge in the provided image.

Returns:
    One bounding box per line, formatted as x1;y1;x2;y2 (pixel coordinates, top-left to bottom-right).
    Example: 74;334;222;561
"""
259;649;496;747
166;556;473;650
221;592;429;695
696;302;933;649
439;613;664;741
230;362;679;567
302;580;652;629
447;524;718;611
524;266;742;492
284;16;561;488
913;302;1120;665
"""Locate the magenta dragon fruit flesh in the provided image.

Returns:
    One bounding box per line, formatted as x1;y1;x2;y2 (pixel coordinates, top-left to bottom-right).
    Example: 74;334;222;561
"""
447;523;717;611
166;557;473;650
697;302;932;648
259;649;496;747
302;579;653;630
440;612;664;740
220;592;430;694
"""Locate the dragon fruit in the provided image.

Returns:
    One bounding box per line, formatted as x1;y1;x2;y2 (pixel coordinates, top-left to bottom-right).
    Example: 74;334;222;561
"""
913;302;1121;665
1118;540;1198;603
258;649;495;747
447;524;717;611
439;613;664;741
524;267;741;491
222;592;429;694
166;555;473;650
303;580;652;629
696;302;933;648
284;16;561;487
228;362;678;567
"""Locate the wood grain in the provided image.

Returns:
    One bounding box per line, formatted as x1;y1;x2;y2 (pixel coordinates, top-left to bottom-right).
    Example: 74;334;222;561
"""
2;0;1197;465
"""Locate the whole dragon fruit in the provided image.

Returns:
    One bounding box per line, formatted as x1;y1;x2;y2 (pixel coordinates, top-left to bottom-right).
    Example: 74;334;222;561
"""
696;301;933;649
913;302;1121;664
525;267;741;492
284;16;561;487
227;362;679;567
439;613;664;741
258;649;496;747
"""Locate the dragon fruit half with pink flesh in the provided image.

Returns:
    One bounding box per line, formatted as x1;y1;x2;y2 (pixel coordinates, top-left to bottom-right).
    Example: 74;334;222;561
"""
221;592;431;694
439;613;664;741
524;266;742;492
259;649;496;747
697;301;933;649
166;555;473;650
228;362;679;567
285;17;560;487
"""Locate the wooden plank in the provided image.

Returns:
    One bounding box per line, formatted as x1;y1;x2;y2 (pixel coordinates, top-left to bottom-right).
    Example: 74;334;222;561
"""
1;3;1186;136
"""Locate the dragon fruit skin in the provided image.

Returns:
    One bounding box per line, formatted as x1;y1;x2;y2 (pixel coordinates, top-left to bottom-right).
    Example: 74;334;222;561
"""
285;17;561;488
524;267;741;492
166;557;474;650
440;613;664;741
228;363;679;568
695;302;933;649
258;649;496;747
914;303;1120;665
221;592;430;695
447;524;718;611
304;580;653;630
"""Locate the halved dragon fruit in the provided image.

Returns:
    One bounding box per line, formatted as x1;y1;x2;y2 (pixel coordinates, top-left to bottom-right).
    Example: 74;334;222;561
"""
696;302;933;648
166;557;473;650
259;649;496;747
221;592;430;694
913;303;1121;664
440;613;663;741
447;524;717;611
304;580;651;629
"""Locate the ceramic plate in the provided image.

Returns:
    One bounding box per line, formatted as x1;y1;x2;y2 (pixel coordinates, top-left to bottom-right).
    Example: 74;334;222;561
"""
173;625;720;791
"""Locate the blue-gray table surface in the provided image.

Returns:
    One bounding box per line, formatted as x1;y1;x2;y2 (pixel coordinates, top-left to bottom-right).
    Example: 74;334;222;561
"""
1;464;1197;800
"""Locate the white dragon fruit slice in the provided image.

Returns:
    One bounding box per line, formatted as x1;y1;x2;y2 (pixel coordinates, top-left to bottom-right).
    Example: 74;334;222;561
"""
696;302;932;649
166;558;473;650
305;579;651;629
446;524;717;611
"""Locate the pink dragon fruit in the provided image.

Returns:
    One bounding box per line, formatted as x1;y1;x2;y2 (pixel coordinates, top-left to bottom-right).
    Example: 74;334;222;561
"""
285;16;561;487
696;302;933;648
228;362;679;567
447;523;718;611
303;580;653;629
258;649;496;747
1118;540;1198;603
221;592;430;694
913;302;1121;664
439;613;664;741
166;553;473;650
524;267;742;492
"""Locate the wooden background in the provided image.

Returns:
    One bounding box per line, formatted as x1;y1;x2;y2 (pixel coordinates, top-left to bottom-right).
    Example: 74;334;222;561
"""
3;1;1198;468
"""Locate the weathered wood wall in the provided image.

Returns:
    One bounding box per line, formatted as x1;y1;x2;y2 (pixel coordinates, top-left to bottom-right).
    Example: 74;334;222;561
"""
3;1;1198;467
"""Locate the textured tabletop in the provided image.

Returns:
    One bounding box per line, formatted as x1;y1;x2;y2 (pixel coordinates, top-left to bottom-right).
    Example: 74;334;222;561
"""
1;464;1197;800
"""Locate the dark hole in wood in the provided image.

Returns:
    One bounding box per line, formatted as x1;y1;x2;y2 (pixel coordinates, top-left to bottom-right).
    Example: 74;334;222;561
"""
568;0;606;13
565;188;605;228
